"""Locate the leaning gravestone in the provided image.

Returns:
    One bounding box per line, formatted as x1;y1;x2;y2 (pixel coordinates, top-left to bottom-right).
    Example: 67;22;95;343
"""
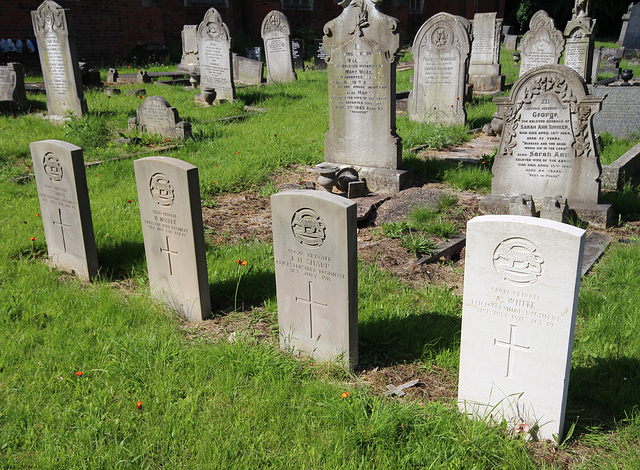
323;0;407;193
519;10;565;77
0;62;28;114
458;215;585;441
261;11;297;84
30;140;98;280
563;4;596;83
480;65;611;228
409;12;471;125
128;96;191;140
134;157;211;322
31;0;87;121
196;8;235;105
271;190;357;368
232;54;264;85
177;25;199;73
468;12;505;94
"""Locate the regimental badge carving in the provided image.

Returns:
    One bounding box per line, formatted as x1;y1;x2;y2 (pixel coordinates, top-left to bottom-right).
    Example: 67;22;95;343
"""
432;27;450;48
43;152;63;182
291;208;326;247
149;172;175;207
493;237;544;285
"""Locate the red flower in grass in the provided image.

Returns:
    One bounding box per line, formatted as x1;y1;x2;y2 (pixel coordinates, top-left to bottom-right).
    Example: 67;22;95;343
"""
30;237;37;241
75;371;83;376
341;392;350;398
136;400;142;410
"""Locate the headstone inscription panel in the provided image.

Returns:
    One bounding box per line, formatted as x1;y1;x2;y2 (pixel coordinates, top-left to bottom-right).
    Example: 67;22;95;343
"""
458;215;585;441
0;62;28;113
134;157;211;322
31;0;87;119
563;16;596;82
30;140;98;280
178;25;199;73
196;8;235;104
314;39;328;69
519;10;565;77
468;12;504;93
408;12;471;125
271;190;357;368
261;11;297;84
130;96;191;139
291;38;305;69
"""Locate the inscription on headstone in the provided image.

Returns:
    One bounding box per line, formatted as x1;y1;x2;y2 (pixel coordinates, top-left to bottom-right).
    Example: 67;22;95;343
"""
314;39;328;69
468;12;505;94
563;15;596;82
519;11;565;77
196;8;235;104
261;11;297;84
178;25;199;73
291;38;305;69
129;96;191;139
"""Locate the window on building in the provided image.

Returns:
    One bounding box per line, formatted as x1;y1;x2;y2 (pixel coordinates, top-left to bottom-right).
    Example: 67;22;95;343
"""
282;0;313;10
184;0;229;7
408;0;424;14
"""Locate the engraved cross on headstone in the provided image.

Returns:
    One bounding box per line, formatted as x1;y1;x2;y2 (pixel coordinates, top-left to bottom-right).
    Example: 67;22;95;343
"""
52;208;71;253
160;235;178;276
494;324;530;378
295;281;327;338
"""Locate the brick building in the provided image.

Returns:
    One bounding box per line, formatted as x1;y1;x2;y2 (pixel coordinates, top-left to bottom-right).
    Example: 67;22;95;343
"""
1;0;505;64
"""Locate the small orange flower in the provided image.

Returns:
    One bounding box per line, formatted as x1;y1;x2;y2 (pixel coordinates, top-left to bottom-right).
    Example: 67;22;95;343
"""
128;199;132;203
341;392;350;398
163;138;170;142
212;180;216;184
30;237;36;241
36;213;40;217
75;371;83;376
457;96;460;99
240;260;247;266
235;151;240;154
136;400;142;409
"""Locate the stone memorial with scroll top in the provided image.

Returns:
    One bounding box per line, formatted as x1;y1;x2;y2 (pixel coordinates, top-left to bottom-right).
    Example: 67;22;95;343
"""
31;0;87;120
30;140;98;280
196;8;234;105
468;12;505;94
129;96;191;140
261;11;297;84
519;11;565;77
134;157;211;322
272;190;357;368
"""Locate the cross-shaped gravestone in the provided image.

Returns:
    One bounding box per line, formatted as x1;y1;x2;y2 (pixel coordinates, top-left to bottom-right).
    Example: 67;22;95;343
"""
295;281;327;338
159;235;178;276
494;324;530;378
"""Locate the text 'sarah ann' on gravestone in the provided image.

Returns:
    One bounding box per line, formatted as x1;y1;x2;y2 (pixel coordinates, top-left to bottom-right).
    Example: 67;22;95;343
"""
323;0;408;194
519;10;565;77
31;0;87;121
134;157;211;322
458;215;586;441
271;190;357;369
261;11;297;84
30;140;98;280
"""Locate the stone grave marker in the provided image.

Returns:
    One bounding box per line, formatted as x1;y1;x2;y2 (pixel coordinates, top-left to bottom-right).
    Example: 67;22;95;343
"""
196;8;235;105
246;46;262;62
480;65;611;228
271;190;357;368
261;11;297;84
563;7;596;83
178;25;199;73
30;139;98;280
291;38;305;69
519;10;565;77
618;3;634;45
134;156;211;322
0;62;28;114
503;34;518;51
128;96;191;139
469;12;505;94
408;12;471;125
314;39;328;69
598;47;624;77
232;54;264;85
31;0;87;120
589;84;640;138
622;3;640;52
323;0;408;193
458;215;585;441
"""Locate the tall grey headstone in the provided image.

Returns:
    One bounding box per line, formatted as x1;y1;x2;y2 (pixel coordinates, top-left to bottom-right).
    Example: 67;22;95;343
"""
128;96;192;140
31;0;87;120
261;11;297;84
519;11;565;77
469;13;505;94
323;0;407;193
623;3;640;52
458;215;585;441
30;140;98;280
178;25;199;73
563;14;596;83
618;3;634;45
0;62;28;114
134;157;211;322
271;190;357;368
196;8;235;105
409;13;470;125
480;65;611;228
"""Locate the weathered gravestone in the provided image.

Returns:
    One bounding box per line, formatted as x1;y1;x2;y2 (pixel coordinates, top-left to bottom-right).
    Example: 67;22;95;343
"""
503;34;518;51
291;38;305;69
458;215;585;441
271;190;357;368
519;10;565;77
588;84;640;138
196;8;235;105
408;12;471;125
468;12;505;94
30;140;98;280
31;0;87;121
177;25;199;73
314;39;328;70
0;62;28;114
618;3;634;45
261;11;297;84
134;157;211;322
563;3;596;83
622;3;640;53
232;54;264;86
480;65;611;228
323;0;408;193
128;96;191;140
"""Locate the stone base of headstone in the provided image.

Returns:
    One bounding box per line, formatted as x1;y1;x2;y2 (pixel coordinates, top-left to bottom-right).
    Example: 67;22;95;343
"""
509;194;536;216
540;196;568;223
469;73;505;94
353;166;411;194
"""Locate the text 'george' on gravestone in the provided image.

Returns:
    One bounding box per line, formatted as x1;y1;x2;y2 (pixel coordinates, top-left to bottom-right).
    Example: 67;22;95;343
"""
30;139;98;280
31;0;87;121
519;10;565;77
0;62;28;114
261;11;297;84
134;157;211;322
271;190;357;368
128;96;191;140
458;215;585;441
468;12;505;94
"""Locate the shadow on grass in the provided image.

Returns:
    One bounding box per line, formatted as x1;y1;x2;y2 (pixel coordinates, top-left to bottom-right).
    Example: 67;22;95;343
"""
602;188;640;221
97;241;146;281
209;270;276;313
404;153;460;182
237;89;304;107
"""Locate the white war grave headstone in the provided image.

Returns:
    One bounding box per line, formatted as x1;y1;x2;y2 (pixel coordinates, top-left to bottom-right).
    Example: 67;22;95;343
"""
178;25;199;73
0;62;28;114
458;215;586;441
323;0;407;193
128;96;192;140
563;0;596;83
519;10;565;77
408;13;471;125
134;157;211;322
196;8;235;105
271;190;357;368
468;12;505;94
261;11;297;84
480;65;611;228
31;0;87;121
30;140;98;280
